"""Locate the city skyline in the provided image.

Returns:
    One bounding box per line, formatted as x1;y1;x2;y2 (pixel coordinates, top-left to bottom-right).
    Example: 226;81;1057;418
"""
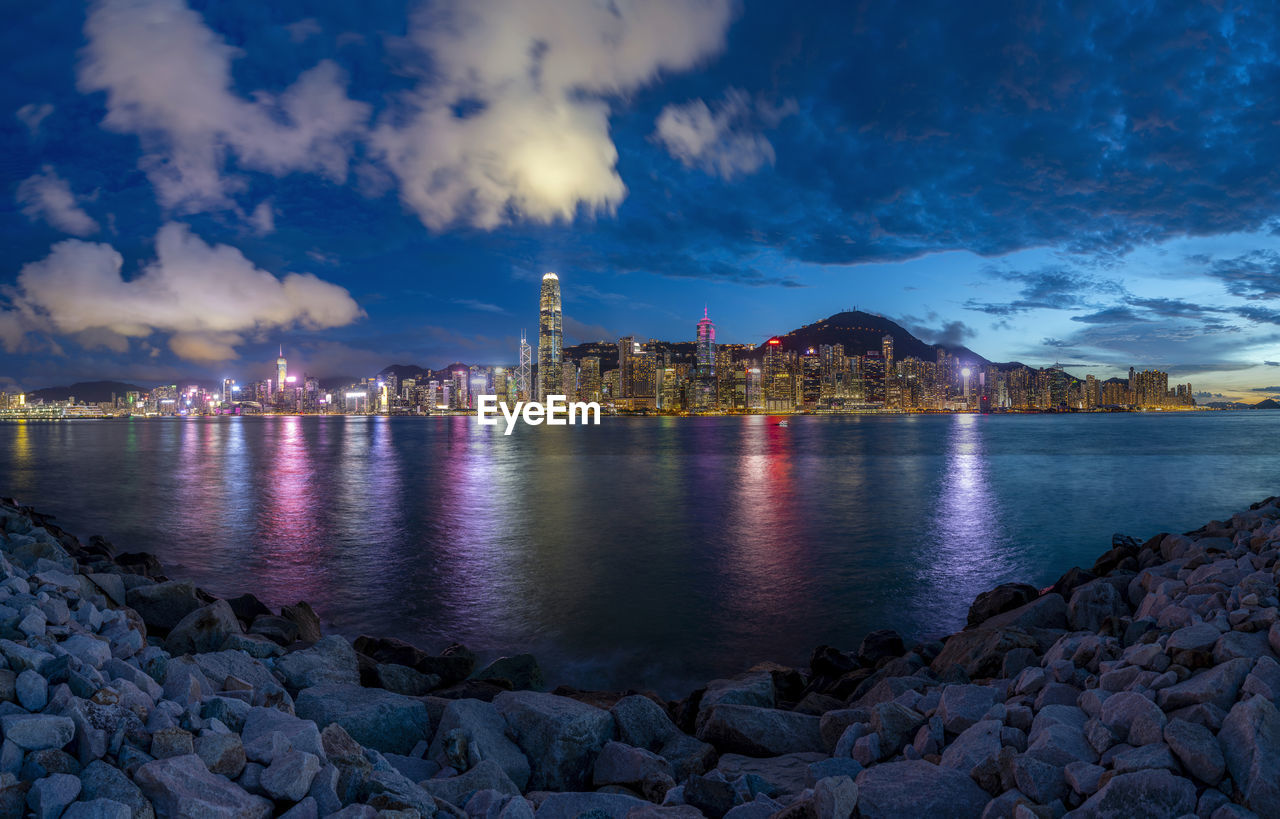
4;2;1280;400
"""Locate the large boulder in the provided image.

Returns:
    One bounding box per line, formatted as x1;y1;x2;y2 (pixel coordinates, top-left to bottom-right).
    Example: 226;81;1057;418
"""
1154;657;1253;712
855;759;990;818
493;691;615;791
295;683;431;755
353;635;475;685
939;720;1001;772
191;651;289;708
274;636;360;690
1067;580;1129;632
1162;719;1224;785
79;760;154;819
426;697;531;790
981;593;1068;632
716;752;827;797
1062;769;1196;818
695;705;823;757
936;685;997;734
857;630;905;666
533;791;650;819
0;714;75;751
930;628;1038;680
240;707;325;760
1099;692;1166;746
966;583;1039;628
163;599;242;655
124;582;203;633
134;754;272;818
1218;693;1280;815
421;758;519;806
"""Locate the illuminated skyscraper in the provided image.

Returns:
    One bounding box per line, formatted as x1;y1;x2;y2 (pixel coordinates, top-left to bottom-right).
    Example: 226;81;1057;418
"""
276;346;287;397
694;307;717;410
538;273;563;400
518;331;532;400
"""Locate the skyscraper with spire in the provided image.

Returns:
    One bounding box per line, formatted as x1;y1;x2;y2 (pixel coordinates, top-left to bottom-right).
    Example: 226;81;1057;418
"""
694;306;717;410
276;345;287;397
517;330;532;401
538;273;562;400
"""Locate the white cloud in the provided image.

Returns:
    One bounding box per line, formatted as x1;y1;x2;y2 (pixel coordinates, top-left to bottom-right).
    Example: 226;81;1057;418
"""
78;0;370;214
16;103;54;136
16;166;101;236
370;0;735;230
2;223;364;361
248;200;275;235
655;88;793;179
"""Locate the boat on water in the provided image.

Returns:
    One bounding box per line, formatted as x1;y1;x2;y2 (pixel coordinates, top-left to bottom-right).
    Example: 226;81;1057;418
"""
776;419;789;427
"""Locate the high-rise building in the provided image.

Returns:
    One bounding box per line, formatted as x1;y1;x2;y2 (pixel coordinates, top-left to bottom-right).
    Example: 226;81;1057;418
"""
694;307;717;410
580;357;601;402
538;273;563;400
517;331;532;400
561;360;578;399
276;346;287;397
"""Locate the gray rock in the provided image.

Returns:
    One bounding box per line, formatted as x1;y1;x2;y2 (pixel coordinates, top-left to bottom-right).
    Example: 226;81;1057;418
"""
0;713;74;750
1155;658;1253;712
696;673;775;729
274;635;361;690
422;758;520;806
27;773;81;819
818;709;871;754
1068;580;1129;632
196;731;247;778
240;707;325;760
219;633;284;659
124;582;203;632
657;732;718;781
1163;718;1225;784
936;685;997;734
494;690;614;791
939;719;1001;772
163;599;242;655
16;668;48;711
1062;769;1196;818
1166;622;1221;654
295;683;431;755
149;727;194;759
930;627;1039;680
1013;753;1067;803
981;592;1068;632
473;655;544;690
1109;742;1179;775
375;663;439;696
427;697;531;790
277;797;317;819
696;704;823;757
63;799;133;819
79;759;155;819
593;741;673;788
854;759;990;818
534;791;650;819
611;695;678;752
134;754;272;818
1212;630;1273;664
261;749;321;801
1063;761;1105;796
1218;693;1280;816
191;651;289;708
1099;692;1166;746
716;752;826;797
812;775;858;819
805;757;864;788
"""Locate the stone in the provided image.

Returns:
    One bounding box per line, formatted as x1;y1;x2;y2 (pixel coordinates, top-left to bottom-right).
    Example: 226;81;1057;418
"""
16;668;48;711
611;695;679;751
274;635;360;690
375;663;439;696
533;791;650;819
149;726;194;759
248;615;298;646
682;774;737;818
936;685;997;734
812;775;858;819
163;599;242;655
63;799;133;819
191;651;288;708
124;582;203;632
1099;692;1166;746
1163;718;1225;784
427;697;531;790
197;732;247;778
1062;769;1196;818
1109;743;1179;775
261;749;321;801
0;713;74;750
1013;753;1067;803
1067;580;1129;632
930;627;1038;680
422;758;519;807
696;704;823;757
79;759;154;819
280;602;322;643
854;759;990;818
1011;667;1046;697
593;741;673;787
940;719;1001;772
1155;657;1253;712
295;683;431;755
219;633;284;659
658;732;718;780
1166;622;1221;654
857;630;905;666
716;752;826;797
1063;761;1105;796
493;690;614;791
818;709;870;754
354;635;475;686
473;655;544;690
20;749;80;780
981;593;1068;632
27;773;81;819
1218;694;1280;816
697;673;775;727
805;757;863;788
1213;630;1273;664
967;583;1039;627
240;707;325;760
134;753;272;818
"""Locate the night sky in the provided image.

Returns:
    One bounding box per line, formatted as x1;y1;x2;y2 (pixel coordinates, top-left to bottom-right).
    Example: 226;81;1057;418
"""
3;0;1280;401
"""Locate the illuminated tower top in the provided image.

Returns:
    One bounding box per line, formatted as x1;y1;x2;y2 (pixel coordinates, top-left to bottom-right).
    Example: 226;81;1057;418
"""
537;272;563;401
276;345;287;392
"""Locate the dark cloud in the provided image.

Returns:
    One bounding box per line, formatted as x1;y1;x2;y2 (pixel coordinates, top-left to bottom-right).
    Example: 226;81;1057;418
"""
1249;386;1280;391
1071;307;1149;325
898;313;975;347
1205;251;1280;300
1267;361;1280;366
965;267;1120;316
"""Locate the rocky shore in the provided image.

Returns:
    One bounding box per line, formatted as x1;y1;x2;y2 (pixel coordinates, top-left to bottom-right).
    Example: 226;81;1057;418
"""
0;495;1278;819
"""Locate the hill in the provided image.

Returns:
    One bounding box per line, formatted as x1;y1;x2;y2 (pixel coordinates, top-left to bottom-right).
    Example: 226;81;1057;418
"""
27;381;146;403
1254;398;1280;409
751;311;987;363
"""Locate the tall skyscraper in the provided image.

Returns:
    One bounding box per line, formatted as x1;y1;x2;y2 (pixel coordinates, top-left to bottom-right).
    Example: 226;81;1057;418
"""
276;346;287;397
538;273;563;400
518;331;532;400
694;307;717;410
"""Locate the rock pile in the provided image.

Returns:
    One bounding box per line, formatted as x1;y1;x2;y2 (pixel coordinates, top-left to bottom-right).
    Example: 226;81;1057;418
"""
0;494;1278;818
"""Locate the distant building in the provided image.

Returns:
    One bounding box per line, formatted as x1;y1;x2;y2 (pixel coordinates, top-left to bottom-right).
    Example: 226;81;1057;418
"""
538;273;563;400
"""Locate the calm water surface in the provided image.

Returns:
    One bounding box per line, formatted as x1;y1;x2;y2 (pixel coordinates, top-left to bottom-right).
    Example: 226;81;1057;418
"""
1;412;1276;694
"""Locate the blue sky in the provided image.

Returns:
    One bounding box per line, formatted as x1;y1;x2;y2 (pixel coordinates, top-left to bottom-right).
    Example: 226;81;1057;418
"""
3;0;1280;400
